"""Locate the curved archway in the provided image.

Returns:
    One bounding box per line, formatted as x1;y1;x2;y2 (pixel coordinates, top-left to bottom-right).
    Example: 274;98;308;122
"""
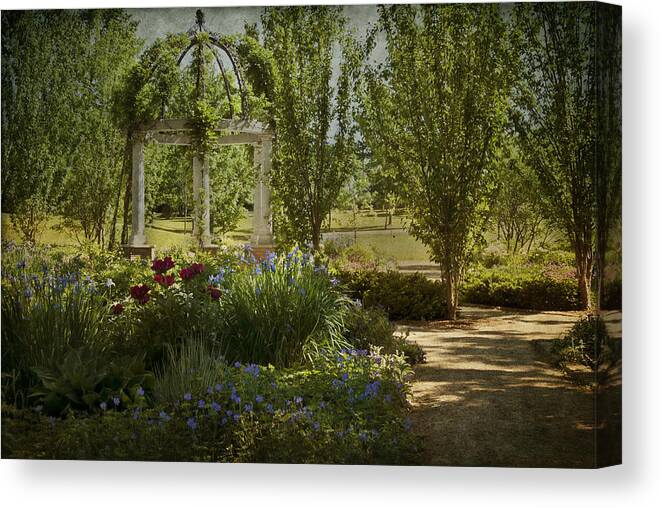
123;10;273;258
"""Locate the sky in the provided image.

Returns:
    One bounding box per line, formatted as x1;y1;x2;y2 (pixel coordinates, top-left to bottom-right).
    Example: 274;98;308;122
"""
127;5;381;48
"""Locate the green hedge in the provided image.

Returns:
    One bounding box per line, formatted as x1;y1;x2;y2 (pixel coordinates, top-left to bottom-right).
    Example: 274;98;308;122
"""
338;270;447;321
461;267;580;311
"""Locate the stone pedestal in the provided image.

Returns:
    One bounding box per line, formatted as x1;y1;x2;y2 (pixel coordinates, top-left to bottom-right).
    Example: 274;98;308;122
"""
122;244;155;260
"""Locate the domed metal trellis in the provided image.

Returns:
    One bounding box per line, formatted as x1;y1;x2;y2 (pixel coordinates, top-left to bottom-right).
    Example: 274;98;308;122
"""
123;10;274;258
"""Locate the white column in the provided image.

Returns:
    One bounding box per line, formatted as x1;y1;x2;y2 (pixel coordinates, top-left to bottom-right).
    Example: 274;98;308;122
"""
192;154;212;247
130;135;147;246
251;139;274;245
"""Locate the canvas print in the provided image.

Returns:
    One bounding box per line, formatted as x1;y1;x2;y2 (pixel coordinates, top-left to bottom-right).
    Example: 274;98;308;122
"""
0;2;621;467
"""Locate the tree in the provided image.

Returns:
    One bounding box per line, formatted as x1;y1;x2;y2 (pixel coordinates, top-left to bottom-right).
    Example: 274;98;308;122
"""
492;144;547;254
511;3;611;309
359;4;511;319
593;5;622;311
262;6;361;250
1;10;140;247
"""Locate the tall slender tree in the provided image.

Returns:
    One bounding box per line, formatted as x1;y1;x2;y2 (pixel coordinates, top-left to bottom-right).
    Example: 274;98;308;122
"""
262;6;361;250
359;4;511;319
511;2;614;310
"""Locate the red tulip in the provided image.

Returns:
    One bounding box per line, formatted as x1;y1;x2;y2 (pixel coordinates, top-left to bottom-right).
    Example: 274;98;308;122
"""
151;256;175;274
110;303;124;315
153;273;175;287
208;285;222;300
130;284;150;304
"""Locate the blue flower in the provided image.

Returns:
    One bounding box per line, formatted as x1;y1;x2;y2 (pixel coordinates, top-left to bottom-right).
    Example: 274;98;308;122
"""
198;399;206;409
234;361;241;369
359;431;369;442
211;401;221;412
318;401;326;409
136;386;145;397
113;396;120;407
99;402;107;411
341;372;349;382
255;394;264;404
255;266;262;275
313;421;321;431
330;277;339;287
265;403;274;413
244;403;253;413
187;417;197;430
293;396;303;405
16;260;26;270
24;287;33;299
207;386;214;395
215;383;223;392
183;392;192;401
243;363;260;378
132;408;141;420
159;411;171;422
233;414;241;423
332;379;343;389
230;390;241;404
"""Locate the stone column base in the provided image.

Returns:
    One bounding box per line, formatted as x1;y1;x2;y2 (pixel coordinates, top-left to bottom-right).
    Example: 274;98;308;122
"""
122;244;155;260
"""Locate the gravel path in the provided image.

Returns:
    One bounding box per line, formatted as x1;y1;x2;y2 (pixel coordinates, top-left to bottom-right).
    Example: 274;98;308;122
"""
403;306;622;468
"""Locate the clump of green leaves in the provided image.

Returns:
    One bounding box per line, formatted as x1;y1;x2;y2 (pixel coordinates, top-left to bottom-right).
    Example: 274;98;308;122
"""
551;315;620;371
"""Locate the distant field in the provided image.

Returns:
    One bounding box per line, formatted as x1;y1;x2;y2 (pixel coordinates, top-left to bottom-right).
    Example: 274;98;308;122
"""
1;210;433;263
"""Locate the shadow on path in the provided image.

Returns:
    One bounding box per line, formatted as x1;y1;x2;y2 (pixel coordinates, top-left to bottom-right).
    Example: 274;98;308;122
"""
403;306;621;468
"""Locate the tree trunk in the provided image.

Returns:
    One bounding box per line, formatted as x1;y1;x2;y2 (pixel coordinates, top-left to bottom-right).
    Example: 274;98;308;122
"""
575;245;593;310
108;133;131;250
446;274;458;321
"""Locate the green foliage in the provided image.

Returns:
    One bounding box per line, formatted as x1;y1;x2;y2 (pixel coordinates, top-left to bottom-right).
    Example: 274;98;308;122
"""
462;263;580;311
339;270;448;321
263;6;362;249
9;195;50;245
511;3;621;309
2;350;417;464
344;306;426;365
154;338;225;405
31;348;152;416
551;315;620;371
219;249;351;367
1;247;111;406
326;242;394;272
2;10;141;248
359;4;513;318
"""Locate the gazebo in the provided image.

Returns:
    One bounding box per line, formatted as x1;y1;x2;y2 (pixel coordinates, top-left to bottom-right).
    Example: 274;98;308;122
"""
122;10;274;259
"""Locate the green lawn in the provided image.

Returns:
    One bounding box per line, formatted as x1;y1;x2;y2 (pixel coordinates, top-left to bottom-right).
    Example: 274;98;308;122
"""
1;209;432;263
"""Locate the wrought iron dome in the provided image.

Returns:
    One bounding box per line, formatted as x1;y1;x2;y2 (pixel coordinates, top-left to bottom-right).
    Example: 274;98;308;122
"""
174;9;249;120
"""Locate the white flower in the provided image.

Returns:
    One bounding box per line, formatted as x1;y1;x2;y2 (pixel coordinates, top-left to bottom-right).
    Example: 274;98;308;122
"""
105;278;115;288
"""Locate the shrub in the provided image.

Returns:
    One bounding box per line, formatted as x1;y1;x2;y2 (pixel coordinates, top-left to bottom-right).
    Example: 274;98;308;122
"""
2;350;417;464
327;243;395;272
338;270;447;321
551;314;620;371
218;248;351;367
461;265;580;311
344;306;426;365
